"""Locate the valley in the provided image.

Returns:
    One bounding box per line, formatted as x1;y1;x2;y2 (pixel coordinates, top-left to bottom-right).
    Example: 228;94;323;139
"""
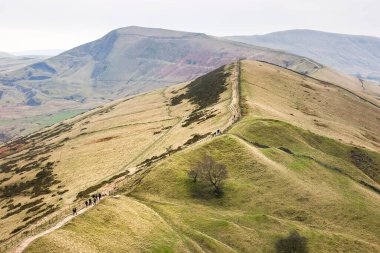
0;26;322;141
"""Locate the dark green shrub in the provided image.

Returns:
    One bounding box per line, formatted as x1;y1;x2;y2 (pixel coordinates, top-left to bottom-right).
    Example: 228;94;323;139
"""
275;231;308;253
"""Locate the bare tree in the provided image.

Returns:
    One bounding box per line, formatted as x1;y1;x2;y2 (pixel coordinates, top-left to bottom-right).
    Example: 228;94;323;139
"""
206;162;227;194
188;155;228;195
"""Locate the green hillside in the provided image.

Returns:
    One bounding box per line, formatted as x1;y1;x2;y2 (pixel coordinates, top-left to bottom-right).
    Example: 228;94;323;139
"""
25;133;380;252
21;60;380;253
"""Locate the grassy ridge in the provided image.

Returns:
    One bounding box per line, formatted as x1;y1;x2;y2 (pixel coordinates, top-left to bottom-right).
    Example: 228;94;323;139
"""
26;133;380;252
20;60;380;252
0;65;234;240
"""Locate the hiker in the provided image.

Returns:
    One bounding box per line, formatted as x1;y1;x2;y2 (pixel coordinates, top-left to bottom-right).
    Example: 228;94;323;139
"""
88;198;92;206
93;196;97;205
98;193;102;200
85;200;88;207
72;207;77;216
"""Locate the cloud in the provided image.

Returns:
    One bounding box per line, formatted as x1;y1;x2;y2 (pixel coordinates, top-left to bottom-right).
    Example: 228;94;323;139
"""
0;0;379;51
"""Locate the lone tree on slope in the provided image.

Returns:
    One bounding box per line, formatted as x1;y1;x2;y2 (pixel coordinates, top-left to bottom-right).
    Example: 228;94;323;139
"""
275;231;308;253
188;155;228;195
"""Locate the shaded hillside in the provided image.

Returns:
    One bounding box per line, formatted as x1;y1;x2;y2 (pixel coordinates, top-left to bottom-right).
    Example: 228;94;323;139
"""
0;63;237;241
0;26;318;140
22;61;380;253
226;29;380;84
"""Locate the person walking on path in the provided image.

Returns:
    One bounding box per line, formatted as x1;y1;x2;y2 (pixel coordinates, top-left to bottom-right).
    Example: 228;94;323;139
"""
72;207;77;216
88;198;92;206
98;193;102;200
85;200;88;207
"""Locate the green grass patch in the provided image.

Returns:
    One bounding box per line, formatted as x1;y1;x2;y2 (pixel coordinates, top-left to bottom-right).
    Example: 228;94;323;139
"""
230;117;380;184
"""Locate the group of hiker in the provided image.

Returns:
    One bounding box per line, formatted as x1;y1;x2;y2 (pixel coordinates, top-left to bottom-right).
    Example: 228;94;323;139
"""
85;193;102;207
72;193;103;215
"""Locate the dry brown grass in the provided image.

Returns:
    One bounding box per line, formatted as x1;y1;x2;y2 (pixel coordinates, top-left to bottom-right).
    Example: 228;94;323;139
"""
17;60;380;253
240;60;380;153
0;64;236;241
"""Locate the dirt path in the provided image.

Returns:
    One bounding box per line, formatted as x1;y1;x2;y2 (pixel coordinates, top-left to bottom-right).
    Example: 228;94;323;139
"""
13;207;88;253
11;62;242;253
186;61;241;148
11;166;141;253
226;61;241;128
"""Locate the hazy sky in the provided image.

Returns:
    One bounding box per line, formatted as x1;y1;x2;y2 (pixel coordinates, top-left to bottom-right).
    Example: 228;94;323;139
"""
0;0;379;52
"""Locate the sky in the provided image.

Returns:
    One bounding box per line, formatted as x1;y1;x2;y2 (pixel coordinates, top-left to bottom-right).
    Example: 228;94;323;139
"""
0;0;379;53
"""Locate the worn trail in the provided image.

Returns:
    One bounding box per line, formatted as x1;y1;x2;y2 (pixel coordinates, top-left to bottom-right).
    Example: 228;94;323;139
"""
11;62;242;253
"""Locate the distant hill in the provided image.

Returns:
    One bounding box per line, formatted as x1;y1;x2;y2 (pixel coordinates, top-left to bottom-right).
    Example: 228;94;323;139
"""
0;26;318;140
3;26;317;100
226;29;380;82
11;49;65;57
0;51;13;58
0;55;48;74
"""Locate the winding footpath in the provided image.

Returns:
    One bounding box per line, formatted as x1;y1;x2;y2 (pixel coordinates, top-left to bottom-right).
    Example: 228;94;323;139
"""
11;167;139;253
13;208;88;253
10;62;242;253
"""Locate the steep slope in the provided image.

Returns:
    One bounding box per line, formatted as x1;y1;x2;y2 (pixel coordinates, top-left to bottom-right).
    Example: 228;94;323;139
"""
21;60;380;253
226;29;380;83
0;63;237;243
0;26;318;140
